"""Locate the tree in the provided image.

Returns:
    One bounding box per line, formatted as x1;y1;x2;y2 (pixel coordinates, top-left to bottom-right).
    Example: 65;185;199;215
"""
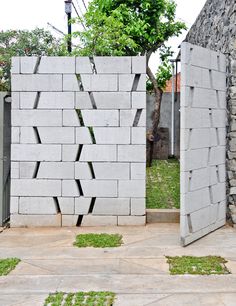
72;0;186;165
0;28;66;91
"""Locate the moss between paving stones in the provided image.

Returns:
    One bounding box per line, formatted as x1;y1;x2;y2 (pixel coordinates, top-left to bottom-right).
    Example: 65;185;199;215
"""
0;258;21;276
73;233;123;248
44;291;116;306
166;256;230;275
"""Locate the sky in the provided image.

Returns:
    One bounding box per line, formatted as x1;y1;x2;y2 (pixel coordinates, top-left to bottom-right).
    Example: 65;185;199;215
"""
0;0;207;72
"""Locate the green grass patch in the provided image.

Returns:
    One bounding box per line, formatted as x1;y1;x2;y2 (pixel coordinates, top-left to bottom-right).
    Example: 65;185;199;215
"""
146;159;180;209
0;258;21;276
166;256;230;275
44;291;115;306
73;233;123;248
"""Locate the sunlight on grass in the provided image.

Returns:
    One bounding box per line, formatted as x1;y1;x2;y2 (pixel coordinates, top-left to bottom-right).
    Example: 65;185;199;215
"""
73;233;123;248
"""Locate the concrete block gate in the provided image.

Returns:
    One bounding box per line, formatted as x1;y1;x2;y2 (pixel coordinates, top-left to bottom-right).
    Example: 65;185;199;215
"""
10;56;146;227
10;48;227;246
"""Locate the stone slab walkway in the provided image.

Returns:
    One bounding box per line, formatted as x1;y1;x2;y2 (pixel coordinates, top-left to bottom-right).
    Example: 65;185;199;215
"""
0;224;236;305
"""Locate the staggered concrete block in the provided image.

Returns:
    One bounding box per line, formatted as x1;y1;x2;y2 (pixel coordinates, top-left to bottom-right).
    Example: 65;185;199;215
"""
180;42;226;245
11;56;146;227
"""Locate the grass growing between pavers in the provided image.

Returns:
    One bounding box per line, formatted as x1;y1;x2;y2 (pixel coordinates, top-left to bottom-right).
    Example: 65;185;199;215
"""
146;159;180;209
166;256;230;275
44;291;115;306
0;258;21;276
73;233;123;248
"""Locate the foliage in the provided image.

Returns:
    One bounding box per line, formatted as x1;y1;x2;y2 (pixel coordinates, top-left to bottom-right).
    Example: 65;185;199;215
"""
147;46;173;92
0;258;21;276
0;28;67;91
146;159;180;209
73;0;186;59
44;291;115;306
166;256;230;275
73;233;123;248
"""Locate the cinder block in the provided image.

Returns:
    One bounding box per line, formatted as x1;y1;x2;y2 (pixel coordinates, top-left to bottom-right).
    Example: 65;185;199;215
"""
136;74;146;91
132;92;146;108
75;197;91;214
180;148;209;171
181;64;211;89
11;57;20;74
38;57;75;74
212;71;226;91
11;92;20;109
93;92;131;109
19;197;57;214
210;166;218;185
119;74;135;91
118;145;146;162
131;198;146;215
209;146;225;166
76;57;93;73
58;198;75;214
11;74;63;91
218;128;226;146
11;144;61;161
20;127;37;144
11;162;19;179
119;180;145;197
131;163;146;179
131;127;146;144
11;214;61;227
63;75;80;91
81;215;118;226
12;127;20;143
211;183;226;204
12;110;62;126
120;110;136;126
76;127;92;144
132;57;146;74
62;215;78;226
93;162;129;180
37;162;74;179
81;74;118;91
189;129;217;149
137;110;146;127
75;92;93;109
81;180;117;197
20;57;38;73
80;145;117;162
181;108;211;129
118;216;146;226
94;57;131;74
191;88;217;109
190;168;210;191
10;197;19;214
38;92;75;109
92;198;130;215
182;188;210;214
218;164;226;183
82;110;118;127
11;179;61;196
62;180;80;197
188;206;211;233
94;127;130;144
63;110;80;126
75;162;92;179
19;162;36;178
62;145;78;161
38;127;74;144
20;92;37;109
212;110;226;128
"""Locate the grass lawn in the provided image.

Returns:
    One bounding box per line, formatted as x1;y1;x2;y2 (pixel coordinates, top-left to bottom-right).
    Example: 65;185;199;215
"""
0;258;21;276
166;256;230;275
44;291;115;306
73;233;123;248
146;159;180;209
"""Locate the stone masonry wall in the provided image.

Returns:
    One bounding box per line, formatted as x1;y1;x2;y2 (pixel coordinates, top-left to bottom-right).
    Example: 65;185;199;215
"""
10;56;146;227
185;0;236;223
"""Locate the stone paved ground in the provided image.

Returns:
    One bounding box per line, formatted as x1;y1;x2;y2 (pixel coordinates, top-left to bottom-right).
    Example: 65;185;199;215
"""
0;224;236;305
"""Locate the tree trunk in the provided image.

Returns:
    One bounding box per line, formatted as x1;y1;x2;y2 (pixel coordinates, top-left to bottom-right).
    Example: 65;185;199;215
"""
146;65;163;167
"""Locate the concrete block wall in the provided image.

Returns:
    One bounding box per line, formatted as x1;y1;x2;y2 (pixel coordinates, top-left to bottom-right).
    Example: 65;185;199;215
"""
10;56;146;227
180;43;226;245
